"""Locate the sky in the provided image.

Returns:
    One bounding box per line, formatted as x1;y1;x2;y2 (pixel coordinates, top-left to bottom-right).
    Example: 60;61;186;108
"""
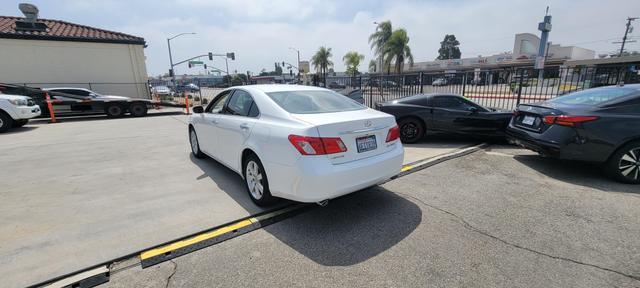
1;0;639;77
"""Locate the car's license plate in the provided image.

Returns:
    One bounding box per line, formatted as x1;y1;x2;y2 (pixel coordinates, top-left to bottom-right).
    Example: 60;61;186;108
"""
356;135;377;153
522;115;536;125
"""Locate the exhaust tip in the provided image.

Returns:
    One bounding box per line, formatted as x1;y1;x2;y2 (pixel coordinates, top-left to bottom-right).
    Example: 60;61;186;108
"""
316;200;329;207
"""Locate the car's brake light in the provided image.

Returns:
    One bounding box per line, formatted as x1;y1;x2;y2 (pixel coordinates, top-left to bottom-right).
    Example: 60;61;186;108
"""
543;115;599;127
288;135;347;155
386;125;400;142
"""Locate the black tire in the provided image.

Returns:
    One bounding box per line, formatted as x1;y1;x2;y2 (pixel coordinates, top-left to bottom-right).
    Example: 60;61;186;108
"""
0;111;13;133
189;127;205;159
12;119;28;128
129;102;148;117
398;117;425;144
105;103;124;118
243;153;276;206
606;140;640;184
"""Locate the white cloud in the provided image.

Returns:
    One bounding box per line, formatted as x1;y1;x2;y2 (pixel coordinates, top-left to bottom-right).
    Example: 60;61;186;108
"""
110;0;640;76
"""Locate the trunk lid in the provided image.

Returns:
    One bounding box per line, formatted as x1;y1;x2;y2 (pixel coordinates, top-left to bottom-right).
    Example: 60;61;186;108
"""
514;102;565;133
292;109;397;164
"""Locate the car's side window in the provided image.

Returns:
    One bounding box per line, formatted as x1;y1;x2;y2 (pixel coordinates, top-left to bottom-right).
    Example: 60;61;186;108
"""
206;91;232;114
223;90;259;117
432;96;472;110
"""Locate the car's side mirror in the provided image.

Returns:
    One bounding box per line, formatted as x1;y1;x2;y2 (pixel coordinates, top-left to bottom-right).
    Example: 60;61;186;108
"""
468;106;478;114
192;106;204;113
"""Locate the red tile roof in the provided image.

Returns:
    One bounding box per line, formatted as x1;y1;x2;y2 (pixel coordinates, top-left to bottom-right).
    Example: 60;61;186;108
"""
0;16;145;45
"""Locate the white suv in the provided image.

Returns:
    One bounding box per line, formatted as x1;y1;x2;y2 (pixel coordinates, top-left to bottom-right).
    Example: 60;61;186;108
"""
0;94;41;132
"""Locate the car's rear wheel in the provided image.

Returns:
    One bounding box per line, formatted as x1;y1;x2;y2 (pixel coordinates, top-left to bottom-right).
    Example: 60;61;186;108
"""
105;104;124;118
606;140;640;184
189;128;204;159
398;117;425;144
12;119;28;128
129;102;148;117
243;154;276;206
0;111;13;133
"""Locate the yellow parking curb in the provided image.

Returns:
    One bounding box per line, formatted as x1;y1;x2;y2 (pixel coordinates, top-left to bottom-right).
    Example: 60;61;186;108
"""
140;218;258;260
401;165;413;172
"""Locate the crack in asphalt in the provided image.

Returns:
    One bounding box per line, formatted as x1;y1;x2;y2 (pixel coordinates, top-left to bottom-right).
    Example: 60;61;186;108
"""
393;191;640;283
164;260;178;288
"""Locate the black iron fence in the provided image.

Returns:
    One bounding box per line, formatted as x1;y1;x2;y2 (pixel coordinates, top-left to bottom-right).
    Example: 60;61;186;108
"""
318;64;640;110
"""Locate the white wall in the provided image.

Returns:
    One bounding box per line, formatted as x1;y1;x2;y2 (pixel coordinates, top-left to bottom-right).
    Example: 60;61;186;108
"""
0;39;149;99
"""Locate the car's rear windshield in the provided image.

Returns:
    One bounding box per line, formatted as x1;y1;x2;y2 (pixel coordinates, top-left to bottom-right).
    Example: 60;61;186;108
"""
548;87;637;106
266;90;365;114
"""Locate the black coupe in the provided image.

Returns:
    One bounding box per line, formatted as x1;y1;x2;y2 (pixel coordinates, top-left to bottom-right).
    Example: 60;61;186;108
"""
376;93;512;143
507;84;640;184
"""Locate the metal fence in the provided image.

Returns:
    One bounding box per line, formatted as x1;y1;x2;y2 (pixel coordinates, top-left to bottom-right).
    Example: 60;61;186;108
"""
319;64;640;110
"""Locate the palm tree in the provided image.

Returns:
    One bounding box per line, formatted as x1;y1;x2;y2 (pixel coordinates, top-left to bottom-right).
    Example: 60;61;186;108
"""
368;59;377;73
369;21;392;74
311;46;333;85
383;28;414;74
343;51;365;76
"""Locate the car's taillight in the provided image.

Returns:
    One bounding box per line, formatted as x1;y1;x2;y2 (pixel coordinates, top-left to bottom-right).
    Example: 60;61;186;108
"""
543;115;599;127
386;125;400;142
288;135;347;155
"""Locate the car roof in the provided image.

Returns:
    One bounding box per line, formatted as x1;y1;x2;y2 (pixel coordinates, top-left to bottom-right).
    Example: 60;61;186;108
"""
241;84;330;94
43;87;91;91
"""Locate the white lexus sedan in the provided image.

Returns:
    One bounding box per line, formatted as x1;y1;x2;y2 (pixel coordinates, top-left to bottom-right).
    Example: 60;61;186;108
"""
188;85;403;206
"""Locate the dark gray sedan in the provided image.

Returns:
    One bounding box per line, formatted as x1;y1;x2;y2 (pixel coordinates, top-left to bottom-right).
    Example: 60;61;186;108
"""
507;84;640;184
376;93;512;143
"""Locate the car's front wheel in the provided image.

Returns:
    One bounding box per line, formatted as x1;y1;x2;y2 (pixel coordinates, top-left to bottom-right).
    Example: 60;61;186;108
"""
606;140;640;184
189;128;204;159
0;111;13;133
243;153;276;206
398;117;425;144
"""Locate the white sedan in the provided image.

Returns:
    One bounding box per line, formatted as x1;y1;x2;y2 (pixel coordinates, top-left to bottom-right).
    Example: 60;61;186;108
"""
188;85;403;206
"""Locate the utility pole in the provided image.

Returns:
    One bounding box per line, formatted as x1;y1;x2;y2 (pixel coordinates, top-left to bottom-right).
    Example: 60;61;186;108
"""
167;32;196;89
616;17;638;57
536;7;552;83
289;47;301;83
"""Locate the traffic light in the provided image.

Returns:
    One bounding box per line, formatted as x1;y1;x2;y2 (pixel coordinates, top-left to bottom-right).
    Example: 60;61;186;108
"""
204;64;207;70
188;62;192;68
169;69;174;77
282;61;286;67
208;52;213;61
290;69;293;76
227;52;235;60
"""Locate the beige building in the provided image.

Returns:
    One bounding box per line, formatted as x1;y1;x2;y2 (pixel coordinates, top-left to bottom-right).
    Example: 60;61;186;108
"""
0;9;149;99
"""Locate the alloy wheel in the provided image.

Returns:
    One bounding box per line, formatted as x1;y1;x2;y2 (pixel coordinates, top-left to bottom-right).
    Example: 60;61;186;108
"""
245;161;264;200
190;130;199;154
401;123;418;140
619;147;640;181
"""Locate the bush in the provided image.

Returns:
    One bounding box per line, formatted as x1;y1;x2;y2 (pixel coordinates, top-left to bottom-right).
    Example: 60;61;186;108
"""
194;96;201;101
202;98;209;105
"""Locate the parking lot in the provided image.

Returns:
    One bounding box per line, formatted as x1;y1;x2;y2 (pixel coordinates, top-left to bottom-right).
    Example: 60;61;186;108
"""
104;146;640;288
1;114;482;288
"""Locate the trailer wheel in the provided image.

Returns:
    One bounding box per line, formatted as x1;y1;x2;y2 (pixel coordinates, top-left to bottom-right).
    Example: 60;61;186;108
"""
105;104;124;118
129;102;148;117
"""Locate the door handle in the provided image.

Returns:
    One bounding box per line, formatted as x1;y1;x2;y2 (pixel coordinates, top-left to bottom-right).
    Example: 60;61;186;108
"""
240;123;250;130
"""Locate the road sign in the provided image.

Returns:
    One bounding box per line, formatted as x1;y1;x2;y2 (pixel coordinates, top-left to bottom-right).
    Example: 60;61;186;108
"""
299;61;310;73
189;61;203;65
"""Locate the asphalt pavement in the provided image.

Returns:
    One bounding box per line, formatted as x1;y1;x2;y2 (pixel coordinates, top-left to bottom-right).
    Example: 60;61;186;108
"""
104;145;640;288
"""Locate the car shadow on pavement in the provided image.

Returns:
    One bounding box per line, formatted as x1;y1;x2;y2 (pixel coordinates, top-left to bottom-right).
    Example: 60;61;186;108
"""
2;126;38;134
513;154;640;194
189;154;293;215
263;186;422;266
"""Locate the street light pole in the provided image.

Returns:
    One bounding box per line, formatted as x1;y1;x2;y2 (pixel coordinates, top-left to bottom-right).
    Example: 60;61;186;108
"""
167;32;196;89
289;47;301;83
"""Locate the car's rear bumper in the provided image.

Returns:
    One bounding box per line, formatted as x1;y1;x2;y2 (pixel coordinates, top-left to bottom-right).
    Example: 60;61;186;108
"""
267;142;404;203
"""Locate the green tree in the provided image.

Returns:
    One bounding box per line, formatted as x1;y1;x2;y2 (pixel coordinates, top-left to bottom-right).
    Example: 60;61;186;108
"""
383;28;414;74
343;51;365;76
311;46;333;84
369;21;393;74
436;34;461;60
